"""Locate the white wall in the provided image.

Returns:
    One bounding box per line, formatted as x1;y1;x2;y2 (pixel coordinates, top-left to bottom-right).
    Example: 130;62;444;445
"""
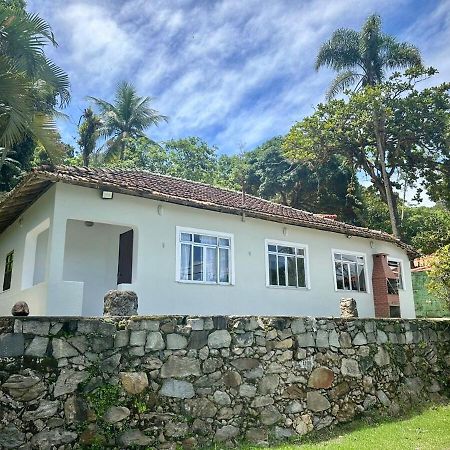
63;220;130;316
46;182;416;318
0;187;55;315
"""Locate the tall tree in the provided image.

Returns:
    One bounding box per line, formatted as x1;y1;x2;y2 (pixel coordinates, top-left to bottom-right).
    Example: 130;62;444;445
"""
0;5;70;170
165;137;217;182
245;137;360;223
316;14;422;99
284;68;450;238
89;82;167;161
77;108;101;167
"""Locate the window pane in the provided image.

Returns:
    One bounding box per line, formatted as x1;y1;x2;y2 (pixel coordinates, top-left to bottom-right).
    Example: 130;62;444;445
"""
358;264;366;292
357;256;364;263
268;254;278;285
343;254;357;263
296;248;305;256
334;253;342;261
194;234;217;245
277;246;295;255
180;233;192;242
343;264;351;290
219;248;229;283
297;257;306;287
335;262;344;289
268;244;277;252
350;263;358;290
205;247;217;282
218;238;230;247
287;256;297;286
278;256;286;286
180;244;192;280
193;246;203;281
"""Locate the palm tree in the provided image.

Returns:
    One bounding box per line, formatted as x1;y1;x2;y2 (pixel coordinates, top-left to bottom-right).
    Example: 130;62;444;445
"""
77;108;101;167
0;6;70;170
89;81;167;161
316;14;422;99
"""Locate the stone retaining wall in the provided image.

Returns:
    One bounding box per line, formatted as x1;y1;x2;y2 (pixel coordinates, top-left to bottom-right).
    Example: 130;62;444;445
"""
0;316;449;449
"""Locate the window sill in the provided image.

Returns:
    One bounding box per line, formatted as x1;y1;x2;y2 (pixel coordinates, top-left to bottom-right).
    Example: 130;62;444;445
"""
176;279;234;286
266;285;310;291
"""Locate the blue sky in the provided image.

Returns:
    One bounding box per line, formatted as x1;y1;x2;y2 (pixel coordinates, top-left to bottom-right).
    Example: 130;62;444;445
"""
28;0;449;160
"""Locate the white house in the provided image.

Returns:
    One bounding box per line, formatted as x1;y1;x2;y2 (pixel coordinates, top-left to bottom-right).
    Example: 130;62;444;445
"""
0;166;416;318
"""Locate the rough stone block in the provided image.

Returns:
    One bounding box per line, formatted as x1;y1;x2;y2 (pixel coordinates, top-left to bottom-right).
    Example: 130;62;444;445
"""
103;290;138;316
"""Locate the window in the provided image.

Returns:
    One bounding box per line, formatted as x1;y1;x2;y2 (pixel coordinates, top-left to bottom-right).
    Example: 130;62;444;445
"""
266;240;308;288
389;305;401;318
387;259;403;294
333;251;367;292
177;228;233;284
3;251;14;291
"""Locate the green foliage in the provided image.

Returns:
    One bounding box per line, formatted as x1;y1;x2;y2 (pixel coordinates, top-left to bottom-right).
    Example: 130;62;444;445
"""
284;68;450;237
0;5;70;169
165;137;217;183
78;108;101;167
245;137;361;223
427;245;450;308
89;81;167;161
86;384;121;417
316;14;422;99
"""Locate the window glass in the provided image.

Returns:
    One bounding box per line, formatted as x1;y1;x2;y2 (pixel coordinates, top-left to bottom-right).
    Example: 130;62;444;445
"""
193;246;203;281
268;254;278;285
297;257;306;287
219;248;229;283
333;251;366;292
388;260;403;290
180;244;191;280
218;238;230;247
205;247;217;282
179;231;231;284
266;242;307;288
335;262;344;289
278;256;286;286
287;256;297;286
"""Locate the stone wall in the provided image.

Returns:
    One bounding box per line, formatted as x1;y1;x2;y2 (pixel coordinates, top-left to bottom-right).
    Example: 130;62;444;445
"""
0;316;449;449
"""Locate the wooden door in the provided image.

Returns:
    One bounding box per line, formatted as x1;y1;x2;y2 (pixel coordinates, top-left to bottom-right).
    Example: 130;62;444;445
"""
117;230;133;284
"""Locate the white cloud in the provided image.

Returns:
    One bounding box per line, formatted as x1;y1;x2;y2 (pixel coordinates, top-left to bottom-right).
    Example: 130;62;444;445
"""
27;0;449;159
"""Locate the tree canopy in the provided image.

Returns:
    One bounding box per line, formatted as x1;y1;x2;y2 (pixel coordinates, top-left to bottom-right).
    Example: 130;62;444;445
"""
316;14;422;99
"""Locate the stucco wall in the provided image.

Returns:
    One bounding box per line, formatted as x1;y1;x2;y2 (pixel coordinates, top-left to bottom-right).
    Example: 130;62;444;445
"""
53;183;415;318
0;187;56;315
0;182;416;317
0;316;448;449
63;220;131;316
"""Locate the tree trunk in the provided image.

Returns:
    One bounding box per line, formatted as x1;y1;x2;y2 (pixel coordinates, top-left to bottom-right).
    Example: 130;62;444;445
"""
373;108;401;238
82;149;89;167
0;147;9;171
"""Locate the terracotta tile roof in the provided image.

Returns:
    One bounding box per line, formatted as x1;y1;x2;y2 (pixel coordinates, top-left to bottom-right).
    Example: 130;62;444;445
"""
0;165;417;257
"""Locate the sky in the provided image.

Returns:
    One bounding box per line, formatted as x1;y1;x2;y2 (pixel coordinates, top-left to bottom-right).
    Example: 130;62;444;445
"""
26;0;450;156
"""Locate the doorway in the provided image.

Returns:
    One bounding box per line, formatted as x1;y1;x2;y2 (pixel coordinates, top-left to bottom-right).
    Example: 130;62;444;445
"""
117;229;134;284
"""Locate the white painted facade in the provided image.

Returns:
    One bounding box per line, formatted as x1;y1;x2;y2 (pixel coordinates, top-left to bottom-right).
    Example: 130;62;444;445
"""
0;182;416;318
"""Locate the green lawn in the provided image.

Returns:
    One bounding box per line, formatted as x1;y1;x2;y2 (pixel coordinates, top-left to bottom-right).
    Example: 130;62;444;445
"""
242;404;450;450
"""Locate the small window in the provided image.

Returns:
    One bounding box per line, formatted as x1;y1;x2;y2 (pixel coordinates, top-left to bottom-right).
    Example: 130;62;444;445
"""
266;241;308;288
389;305;401;318
387;259;403;293
333;251;367;292
3;251;14;291
177;228;232;284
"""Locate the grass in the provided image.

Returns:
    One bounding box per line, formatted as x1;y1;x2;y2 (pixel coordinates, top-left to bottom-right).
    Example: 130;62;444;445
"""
241;404;450;450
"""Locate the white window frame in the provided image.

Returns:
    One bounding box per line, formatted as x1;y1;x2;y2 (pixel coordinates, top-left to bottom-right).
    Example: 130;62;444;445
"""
175;226;235;285
387;257;405;291
331;249;370;294
265;239;311;289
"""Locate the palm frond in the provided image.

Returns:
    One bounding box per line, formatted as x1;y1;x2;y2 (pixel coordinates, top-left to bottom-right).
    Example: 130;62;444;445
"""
315;28;360;72
381;37;422;70
326;70;361;100
30;112;65;164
